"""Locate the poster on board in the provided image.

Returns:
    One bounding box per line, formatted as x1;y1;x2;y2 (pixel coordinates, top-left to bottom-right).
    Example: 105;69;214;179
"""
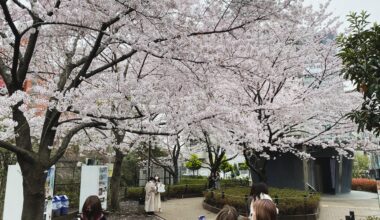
3;164;55;220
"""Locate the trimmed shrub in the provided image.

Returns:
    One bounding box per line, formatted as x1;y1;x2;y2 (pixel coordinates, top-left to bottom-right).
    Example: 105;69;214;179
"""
220;178;249;187
352;178;377;193
180;177;208;185
204;187;320;216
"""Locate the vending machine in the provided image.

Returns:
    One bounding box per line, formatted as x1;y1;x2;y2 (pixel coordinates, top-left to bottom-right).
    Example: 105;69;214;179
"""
2;164;55;220
79;165;109;211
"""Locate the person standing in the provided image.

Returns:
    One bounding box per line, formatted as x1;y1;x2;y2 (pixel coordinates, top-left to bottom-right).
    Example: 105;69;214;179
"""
154;175;164;212
145;177;157;215
215;172;221;189
248;182;278;218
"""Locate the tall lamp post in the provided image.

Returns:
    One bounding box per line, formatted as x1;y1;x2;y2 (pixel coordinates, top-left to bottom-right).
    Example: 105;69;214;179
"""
148;141;151;180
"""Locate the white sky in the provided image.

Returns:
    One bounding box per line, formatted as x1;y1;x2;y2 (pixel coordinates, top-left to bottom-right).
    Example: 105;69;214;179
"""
304;0;380;32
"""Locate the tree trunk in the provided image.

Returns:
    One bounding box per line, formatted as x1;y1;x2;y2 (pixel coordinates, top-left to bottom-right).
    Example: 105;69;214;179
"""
110;149;124;211
19;161;47;220
173;165;179;184
246;156;268;183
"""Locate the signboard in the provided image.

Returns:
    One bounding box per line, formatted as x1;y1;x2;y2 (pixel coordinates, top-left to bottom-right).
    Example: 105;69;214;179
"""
79;165;109;211
107;163;114;177
44;166;55;220
3;164;55;220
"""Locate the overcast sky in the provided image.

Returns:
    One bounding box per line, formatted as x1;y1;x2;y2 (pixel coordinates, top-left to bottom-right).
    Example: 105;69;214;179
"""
304;0;380;32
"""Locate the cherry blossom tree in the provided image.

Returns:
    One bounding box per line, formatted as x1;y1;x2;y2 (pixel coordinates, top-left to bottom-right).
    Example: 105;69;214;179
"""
1;0;294;218
2;0;370;217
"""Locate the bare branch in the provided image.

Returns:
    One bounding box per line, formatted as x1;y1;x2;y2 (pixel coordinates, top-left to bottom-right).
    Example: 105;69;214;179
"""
48;121;106;166
0;140;36;163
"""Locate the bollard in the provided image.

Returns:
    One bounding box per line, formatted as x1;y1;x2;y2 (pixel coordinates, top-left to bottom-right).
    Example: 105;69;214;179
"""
274;195;279;206
245;194;249;215
124;186;128;200
303;195;307;211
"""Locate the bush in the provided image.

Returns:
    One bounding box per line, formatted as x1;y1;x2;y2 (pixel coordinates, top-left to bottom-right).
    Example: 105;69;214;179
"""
352;178;377;193
125;184;207;200
352;154;370;178
220;178;249;187
204;187;320;216
180;177;208;185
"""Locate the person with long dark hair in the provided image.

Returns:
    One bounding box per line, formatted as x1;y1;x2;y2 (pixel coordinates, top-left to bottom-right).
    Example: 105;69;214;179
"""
248;183;277;218
80;195;106;220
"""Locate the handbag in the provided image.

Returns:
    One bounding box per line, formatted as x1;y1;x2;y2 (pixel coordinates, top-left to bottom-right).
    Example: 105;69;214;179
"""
157;183;166;193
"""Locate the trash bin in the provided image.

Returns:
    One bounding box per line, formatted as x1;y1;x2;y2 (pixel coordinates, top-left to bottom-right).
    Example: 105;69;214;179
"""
52;196;61;217
59;195;69;215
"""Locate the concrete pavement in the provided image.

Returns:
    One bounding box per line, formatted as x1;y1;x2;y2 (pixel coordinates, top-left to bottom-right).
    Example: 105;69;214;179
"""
157;197;216;220
319;191;380;220
156;191;380;220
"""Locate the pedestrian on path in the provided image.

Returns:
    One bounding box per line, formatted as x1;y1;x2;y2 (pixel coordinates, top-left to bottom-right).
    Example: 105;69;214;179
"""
145;177;157;215
154;175;164;212
215;205;239;220
248;182;278;218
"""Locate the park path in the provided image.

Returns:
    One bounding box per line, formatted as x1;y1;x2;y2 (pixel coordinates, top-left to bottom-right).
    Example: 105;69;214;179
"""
156;191;380;220
319;191;380;220
157;197;216;220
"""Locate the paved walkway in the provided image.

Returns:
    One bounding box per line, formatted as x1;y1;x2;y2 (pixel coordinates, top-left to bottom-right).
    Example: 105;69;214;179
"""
157;197;216;220
319;191;380;220
156;191;380;220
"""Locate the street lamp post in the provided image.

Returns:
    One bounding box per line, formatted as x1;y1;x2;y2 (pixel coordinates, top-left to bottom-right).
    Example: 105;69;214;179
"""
148;141;151;180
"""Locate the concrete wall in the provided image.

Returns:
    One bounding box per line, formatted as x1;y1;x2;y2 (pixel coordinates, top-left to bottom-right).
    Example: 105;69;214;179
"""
264;153;305;190
260;149;353;194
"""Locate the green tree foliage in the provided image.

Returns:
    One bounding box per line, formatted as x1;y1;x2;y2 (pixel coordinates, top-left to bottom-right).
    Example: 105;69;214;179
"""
238;162;249;170
337;11;380;135
220;155;233;175
121;152;140;186
352;153;370;178
185;154;202;176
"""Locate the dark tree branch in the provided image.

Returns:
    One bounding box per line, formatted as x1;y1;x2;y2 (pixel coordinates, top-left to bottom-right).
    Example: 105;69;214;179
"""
48;121;107;166
67;108;144;121
0;140;36;163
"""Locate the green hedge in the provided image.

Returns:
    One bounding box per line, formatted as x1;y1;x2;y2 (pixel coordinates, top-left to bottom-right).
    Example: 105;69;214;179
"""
179;177;249;187
204;187;320;216
125;184;206;200
180;177;208;185
220;178;249;187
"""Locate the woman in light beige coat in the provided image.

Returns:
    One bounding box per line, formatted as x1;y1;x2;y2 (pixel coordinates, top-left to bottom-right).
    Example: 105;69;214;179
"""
145;177;157;214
